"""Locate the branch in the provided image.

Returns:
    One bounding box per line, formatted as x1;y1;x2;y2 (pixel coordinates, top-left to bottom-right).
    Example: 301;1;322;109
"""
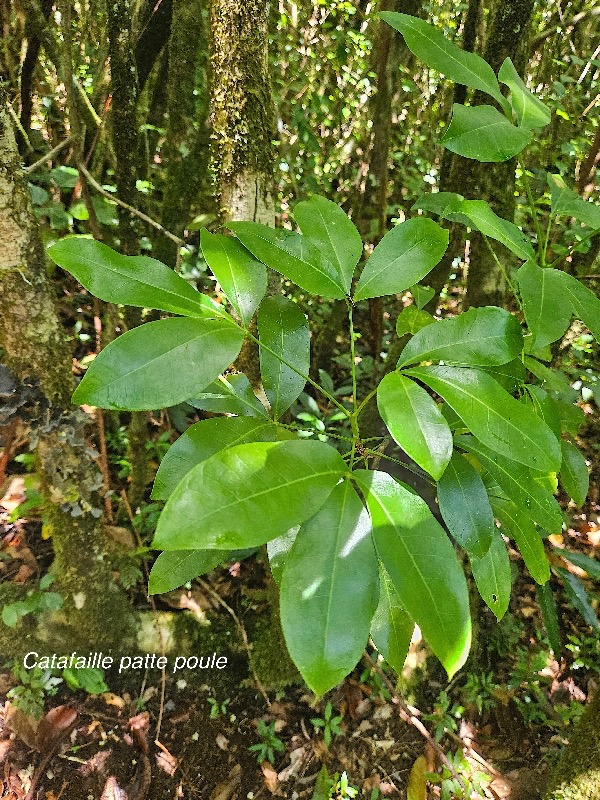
23;136;75;174
532;7;600;48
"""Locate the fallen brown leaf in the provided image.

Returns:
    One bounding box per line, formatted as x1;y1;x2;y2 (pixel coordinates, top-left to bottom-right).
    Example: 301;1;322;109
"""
100;776;127;800
36;705;77;753
210;763;242;800
261;761;280;794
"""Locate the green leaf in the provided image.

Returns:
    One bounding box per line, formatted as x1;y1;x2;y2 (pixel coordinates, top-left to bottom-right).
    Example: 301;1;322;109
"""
377;373;452;480
457;200;535;261
406;366;561;473
410;284;435;310
267;526;300;586
437;452;495;558
559;440;589;508
48;237;222;318
525;385;561;439
229;222;346;299
556;567;600;632
537;582;561;654
557;549;600;582
380;13;506;106
498;58;551;130
456;435;563;534
153;440;347;550
397;307;523;368
516;262;572;349
370;563;414;673
188;373;269;418
479;359;526;394
552;398;585;438
549;174;600;230
148;550;229;594
353;469;471;678
293;195;363;294
440;104;531;162
395;306;435;336
469;530;511;620
491;498;550;585
152;417;288;501
258;296;310;418
72;318;244;411
412;191;470;224
62;667;108;694
200;230;267;326
280;481;379;696
555;270;600;343
353;218;448;301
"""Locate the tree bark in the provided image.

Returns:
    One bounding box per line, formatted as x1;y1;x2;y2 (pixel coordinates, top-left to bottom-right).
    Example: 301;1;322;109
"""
0;90;135;657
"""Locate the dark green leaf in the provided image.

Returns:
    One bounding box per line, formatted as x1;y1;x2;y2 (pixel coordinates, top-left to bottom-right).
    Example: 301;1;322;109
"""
380;13;506;106
498;58;551;130
556;567;600;632
555;270;600;343
353;219;448;301
398;307;523;368
152;417;288;501
491;498;550;584
188;373;269;418
559;440;589;508
48;237;222;318
353;469;471;678
395;306;435;336
469;530;511;620
457;200;535;261
258;296;310;418
62;668;108;694
153;440;347;550
406;366;561;473
516;262;572;349
377;373;452;480
549;175;600;230
456;435;563;534
437;452;494;558
537;582;561;653
410;284;435;310
371;563;414;673
412;191;468;222
525;385;561;439
479;359;526;393
229;222;346;299
440;105;531;162
149;550;229;594
200;230;267;326
280;481;379;696
293;195;363;294
72;318;245;411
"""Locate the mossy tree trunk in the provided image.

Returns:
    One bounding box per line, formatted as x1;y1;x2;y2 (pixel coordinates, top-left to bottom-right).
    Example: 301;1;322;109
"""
544;690;600;800
0;91;136;657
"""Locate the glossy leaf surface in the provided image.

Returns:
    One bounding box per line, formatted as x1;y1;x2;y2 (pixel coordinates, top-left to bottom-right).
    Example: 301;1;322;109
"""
153;440;347;550
397;307;523;368
469;531;511;620
152;417;288;501
516;262;572;349
229;222;346;298
293;195;363;294
200;230;267;326
556;568;600;632
406;366;561;473
73;318;244;411
456;435;563;534
353;219;448;301
377;372;452;480
258;296;310;418
491;498;550;585
549;175;600;230
267;527;300;586
353;470;471;678
188;373;269;418
49;237;223;318
498;58;551;130
437;452;494;558
280;481;379;696
149;550;229;595
559;440;589;508
440;104;531;162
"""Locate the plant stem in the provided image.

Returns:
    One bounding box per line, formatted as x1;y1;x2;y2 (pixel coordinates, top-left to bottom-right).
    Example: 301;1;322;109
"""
347;300;360;469
548;228;600;268
520;164;544;260
360;447;436;486
481;235;523;312
542;213;554;266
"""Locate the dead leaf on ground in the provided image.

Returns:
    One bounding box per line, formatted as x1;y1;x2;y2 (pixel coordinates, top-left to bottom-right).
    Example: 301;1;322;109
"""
155;744;177;776
5;704;38;750
79;748;112;776
261;761;280;794
215;734;229;751
278;745;310;782
36;705;77;753
100;776;128;800
210;763;241;800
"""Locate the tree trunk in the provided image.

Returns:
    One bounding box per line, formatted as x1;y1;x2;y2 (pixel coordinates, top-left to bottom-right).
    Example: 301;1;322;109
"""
0;90;135;658
209;0;275;225
544;690;600;800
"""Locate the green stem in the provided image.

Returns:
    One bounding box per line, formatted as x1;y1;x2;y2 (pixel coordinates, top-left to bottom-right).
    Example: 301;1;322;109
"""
548;229;599;268
520;164;544;260
243;328;352;419
360;448;436;486
542;213;554;267
347;300;360;469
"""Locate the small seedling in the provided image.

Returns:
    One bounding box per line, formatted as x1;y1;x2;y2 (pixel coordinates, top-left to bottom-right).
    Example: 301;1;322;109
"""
330;771;358;799
311;701;343;746
207;695;231;719
248;719;284;764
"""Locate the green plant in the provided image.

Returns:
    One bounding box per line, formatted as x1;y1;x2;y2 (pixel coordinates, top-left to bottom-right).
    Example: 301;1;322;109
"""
462;672;497;715
311;701;343;746
7;662;62;719
207;695;230;719
2;574;63;628
48;13;600;697
423;690;465;741
330;771;358;799
248;719;284;765
427;749;489;800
